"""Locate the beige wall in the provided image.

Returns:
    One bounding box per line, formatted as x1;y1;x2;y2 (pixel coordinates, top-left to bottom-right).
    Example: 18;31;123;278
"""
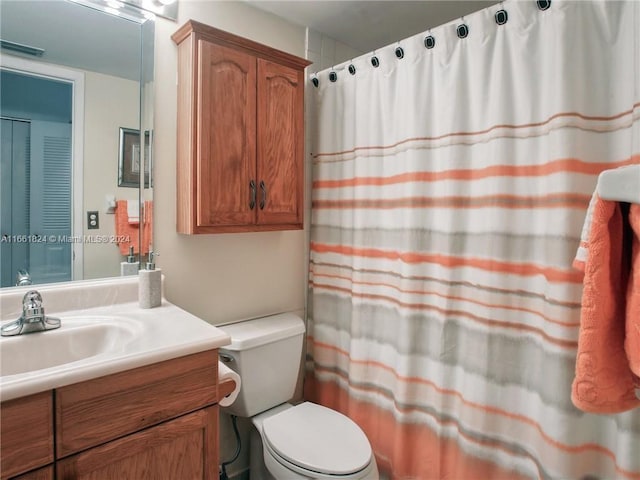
306;28;362;72
153;2;307;326
83;71;140;279
153;6;307;477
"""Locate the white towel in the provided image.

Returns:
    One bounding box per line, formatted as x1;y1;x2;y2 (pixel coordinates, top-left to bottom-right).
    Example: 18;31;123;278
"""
127;200;139;225
575;164;640;270
573;190;598;270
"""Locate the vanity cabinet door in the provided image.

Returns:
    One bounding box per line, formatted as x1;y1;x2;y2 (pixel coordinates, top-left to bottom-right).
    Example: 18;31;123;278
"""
56;407;218;480
55;350;218;457
12;466;53;480
0;391;53;480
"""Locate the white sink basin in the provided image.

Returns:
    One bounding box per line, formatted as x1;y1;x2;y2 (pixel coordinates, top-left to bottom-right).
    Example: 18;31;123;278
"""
0;284;230;402
0;316;139;376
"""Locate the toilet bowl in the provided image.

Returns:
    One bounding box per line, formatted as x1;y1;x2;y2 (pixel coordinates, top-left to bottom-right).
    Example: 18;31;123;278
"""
218;314;379;480
254;402;379;479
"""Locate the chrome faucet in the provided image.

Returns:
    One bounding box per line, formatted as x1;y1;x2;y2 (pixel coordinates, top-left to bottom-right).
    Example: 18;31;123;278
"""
15;269;32;286
0;290;61;336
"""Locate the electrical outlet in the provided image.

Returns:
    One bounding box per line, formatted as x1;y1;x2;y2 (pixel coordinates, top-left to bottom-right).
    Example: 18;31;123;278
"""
87;211;99;230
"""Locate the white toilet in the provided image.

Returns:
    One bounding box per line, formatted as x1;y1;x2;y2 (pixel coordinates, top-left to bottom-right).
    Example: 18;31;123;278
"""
219;313;379;480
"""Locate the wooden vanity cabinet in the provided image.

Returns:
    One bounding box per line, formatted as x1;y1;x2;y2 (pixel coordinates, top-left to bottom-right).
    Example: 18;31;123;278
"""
172;20;310;234
1;350;231;480
0;392;54;479
12;467;53;480
56;408;217;480
55;350;218;457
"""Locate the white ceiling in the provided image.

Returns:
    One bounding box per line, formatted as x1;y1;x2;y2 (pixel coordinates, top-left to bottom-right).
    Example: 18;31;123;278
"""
1;1;499;81
0;0;143;81
245;1;498;54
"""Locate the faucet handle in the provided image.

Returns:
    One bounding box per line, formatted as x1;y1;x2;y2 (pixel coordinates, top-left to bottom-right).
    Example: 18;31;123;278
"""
22;291;45;321
23;290;43;308
1;290;59;336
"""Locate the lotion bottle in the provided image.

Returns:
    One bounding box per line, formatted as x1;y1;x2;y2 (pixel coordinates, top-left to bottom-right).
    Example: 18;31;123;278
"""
139;249;161;308
120;246;139;276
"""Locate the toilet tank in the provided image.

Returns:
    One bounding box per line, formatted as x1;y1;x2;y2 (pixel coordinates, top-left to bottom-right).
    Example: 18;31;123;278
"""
218;313;305;417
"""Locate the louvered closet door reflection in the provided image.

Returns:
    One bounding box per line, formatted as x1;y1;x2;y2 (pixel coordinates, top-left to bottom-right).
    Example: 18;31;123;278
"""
0;118;30;287
29;120;72;284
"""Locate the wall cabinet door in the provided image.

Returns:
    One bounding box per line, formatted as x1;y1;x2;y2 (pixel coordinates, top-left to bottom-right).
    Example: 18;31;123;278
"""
56;407;218;480
198;41;256;228
256;59;304;226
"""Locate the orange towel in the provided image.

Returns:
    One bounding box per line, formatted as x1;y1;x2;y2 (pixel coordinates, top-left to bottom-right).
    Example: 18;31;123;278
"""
627;205;640;384
572;196;640;413
115;200;151;256
142;200;153;257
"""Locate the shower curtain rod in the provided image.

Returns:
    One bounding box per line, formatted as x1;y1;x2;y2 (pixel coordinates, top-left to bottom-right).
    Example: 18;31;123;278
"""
309;0;552;84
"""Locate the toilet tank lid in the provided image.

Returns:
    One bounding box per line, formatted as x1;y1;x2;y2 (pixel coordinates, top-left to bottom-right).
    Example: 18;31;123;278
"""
218;313;305;351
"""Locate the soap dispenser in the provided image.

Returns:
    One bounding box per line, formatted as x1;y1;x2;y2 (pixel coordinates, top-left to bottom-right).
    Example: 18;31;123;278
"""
120;246;139;276
139;249;161;308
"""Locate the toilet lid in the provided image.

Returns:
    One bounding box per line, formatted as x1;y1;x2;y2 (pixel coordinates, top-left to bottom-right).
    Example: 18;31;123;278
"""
262;402;372;476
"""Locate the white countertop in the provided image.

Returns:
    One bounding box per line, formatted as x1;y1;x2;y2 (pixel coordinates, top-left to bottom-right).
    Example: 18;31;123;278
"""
0;279;230;401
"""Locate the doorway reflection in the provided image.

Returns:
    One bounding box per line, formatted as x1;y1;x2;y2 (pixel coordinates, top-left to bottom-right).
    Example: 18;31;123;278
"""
1;71;73;287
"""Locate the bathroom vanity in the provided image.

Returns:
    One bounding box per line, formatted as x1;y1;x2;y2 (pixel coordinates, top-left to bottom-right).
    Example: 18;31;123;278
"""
2;351;235;479
0;278;233;480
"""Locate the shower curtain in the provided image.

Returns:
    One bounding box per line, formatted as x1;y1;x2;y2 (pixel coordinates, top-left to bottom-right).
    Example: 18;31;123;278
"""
306;1;640;479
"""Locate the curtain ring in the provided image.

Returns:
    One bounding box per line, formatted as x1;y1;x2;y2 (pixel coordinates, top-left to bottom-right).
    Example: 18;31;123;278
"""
329;71;337;82
495;8;508;25
311;75;319;88
371;54;380;68
348;63;356;75
395;46;404;59
537;0;551;10
424;34;436;49
457;23;469;39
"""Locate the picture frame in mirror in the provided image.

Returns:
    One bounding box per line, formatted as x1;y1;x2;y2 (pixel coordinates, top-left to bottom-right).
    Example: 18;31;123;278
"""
118;127;151;188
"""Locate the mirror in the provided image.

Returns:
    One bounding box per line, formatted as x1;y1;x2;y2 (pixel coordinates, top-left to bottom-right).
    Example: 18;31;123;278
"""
0;0;155;288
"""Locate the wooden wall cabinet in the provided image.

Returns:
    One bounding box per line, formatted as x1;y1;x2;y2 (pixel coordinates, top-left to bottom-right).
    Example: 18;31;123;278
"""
172;21;310;234
0;350;232;480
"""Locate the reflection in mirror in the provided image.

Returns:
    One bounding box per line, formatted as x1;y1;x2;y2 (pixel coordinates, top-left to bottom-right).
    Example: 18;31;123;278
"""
0;0;154;288
140;16;155;267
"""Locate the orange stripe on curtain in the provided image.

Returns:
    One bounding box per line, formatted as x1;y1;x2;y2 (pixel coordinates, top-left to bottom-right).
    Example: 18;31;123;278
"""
311;194;592;210
310;243;584;284
313;157;640;189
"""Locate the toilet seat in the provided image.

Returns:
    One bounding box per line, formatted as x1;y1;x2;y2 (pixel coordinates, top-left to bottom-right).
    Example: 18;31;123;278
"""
262;402;372;477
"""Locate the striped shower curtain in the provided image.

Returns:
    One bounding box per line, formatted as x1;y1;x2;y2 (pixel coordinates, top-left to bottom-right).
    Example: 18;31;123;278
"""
306;1;640;479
